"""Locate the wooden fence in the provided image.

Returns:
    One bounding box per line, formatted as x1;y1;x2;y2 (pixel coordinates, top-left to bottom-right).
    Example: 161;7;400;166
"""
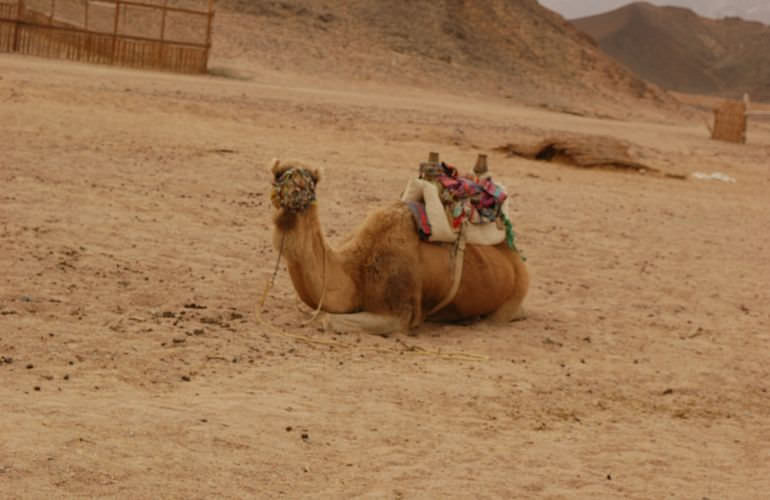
0;0;214;74
709;94;770;144
711;100;747;144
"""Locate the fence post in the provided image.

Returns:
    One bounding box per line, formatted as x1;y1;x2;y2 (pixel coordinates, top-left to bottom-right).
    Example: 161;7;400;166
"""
111;0;120;64
158;0;167;68
204;0;214;72
12;0;23;52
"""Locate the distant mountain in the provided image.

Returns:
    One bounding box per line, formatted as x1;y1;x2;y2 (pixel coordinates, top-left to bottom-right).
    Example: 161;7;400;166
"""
539;0;770;25
663;0;770;24
572;2;770;101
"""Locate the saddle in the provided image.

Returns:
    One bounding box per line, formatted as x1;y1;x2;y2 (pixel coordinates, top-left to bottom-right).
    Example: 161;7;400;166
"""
400;159;511;246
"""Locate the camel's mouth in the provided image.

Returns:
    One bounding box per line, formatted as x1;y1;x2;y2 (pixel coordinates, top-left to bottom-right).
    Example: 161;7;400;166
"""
271;167;317;213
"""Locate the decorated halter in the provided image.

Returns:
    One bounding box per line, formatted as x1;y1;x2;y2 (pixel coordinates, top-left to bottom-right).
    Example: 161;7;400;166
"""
271;168;317;212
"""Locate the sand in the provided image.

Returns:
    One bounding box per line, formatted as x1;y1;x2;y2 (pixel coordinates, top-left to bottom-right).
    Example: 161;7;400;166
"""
1;54;770;499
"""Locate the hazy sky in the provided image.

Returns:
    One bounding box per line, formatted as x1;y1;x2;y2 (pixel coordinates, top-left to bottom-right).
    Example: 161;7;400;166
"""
537;0;763;20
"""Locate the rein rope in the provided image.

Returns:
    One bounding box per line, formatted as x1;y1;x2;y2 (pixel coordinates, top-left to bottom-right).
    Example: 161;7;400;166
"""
256;231;327;326
256;232;286;322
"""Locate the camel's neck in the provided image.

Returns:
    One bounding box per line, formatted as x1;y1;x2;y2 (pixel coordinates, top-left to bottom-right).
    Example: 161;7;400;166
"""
273;204;357;313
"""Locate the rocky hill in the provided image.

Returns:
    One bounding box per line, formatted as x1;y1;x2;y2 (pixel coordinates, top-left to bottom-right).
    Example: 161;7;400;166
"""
209;0;674;117
573;2;770;101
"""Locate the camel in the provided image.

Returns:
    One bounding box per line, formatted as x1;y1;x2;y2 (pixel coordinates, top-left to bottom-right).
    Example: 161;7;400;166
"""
269;159;529;336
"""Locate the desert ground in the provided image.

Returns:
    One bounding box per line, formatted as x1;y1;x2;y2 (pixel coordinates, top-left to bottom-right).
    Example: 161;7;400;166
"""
2;54;770;499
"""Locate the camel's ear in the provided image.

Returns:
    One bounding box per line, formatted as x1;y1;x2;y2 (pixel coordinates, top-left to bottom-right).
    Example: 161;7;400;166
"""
310;167;322;184
270;158;281;177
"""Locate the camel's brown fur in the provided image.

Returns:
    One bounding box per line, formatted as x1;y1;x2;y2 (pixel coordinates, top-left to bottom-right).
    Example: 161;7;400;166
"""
270;160;529;335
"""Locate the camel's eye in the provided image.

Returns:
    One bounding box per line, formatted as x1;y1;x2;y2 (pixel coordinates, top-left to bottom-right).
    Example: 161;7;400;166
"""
274;168;296;184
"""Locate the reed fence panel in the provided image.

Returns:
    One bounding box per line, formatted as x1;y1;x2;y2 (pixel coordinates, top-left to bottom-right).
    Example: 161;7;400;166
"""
0;0;212;74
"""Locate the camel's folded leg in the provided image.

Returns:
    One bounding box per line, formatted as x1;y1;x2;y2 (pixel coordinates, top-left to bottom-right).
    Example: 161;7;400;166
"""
321;312;404;337
488;300;527;324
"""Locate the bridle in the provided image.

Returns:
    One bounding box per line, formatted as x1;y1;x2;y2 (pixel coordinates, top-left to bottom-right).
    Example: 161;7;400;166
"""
271;168;317;212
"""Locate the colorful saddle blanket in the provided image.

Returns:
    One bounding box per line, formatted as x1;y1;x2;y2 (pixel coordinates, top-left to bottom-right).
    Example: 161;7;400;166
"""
436;171;507;228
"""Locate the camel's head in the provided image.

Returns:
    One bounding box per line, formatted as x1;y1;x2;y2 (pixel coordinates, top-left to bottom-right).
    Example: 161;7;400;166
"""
269;159;321;213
